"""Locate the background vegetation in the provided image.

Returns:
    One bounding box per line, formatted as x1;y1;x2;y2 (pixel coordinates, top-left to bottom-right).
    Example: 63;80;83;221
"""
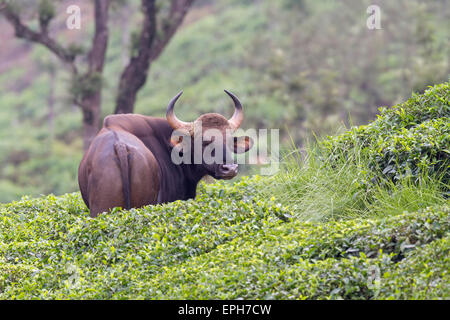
0;0;449;300
0;0;449;202
0;83;448;299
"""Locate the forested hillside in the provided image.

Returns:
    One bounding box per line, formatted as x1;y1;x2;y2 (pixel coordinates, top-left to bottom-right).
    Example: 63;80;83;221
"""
0;0;449;202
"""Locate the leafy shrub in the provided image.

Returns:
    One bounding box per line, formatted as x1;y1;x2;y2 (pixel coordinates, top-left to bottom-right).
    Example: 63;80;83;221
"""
0;177;291;298
377;236;449;299
323;81;450;184
375;82;449;129
369;118;449;182
0;177;448;299
138;204;449;299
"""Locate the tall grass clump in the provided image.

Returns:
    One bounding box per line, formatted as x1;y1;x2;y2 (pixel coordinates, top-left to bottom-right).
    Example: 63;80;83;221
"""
261;82;449;221
261;143;370;221
364;172;448;217
261;143;446;221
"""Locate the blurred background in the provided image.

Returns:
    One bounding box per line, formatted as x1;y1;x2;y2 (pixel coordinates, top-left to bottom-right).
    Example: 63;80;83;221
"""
0;0;448;202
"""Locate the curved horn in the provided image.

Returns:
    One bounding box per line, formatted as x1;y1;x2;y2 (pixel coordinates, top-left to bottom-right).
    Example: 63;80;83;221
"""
166;91;193;131
224;90;244;130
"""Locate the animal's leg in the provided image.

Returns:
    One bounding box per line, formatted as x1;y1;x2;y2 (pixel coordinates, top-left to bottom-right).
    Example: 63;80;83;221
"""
128;147;160;208
87;156;125;218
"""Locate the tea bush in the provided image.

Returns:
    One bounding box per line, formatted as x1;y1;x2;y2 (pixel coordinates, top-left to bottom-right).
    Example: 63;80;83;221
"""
323;82;450;184
377;236;449;299
0;176;292;298
139;204;449;299
0;176;448;299
369;118;450;183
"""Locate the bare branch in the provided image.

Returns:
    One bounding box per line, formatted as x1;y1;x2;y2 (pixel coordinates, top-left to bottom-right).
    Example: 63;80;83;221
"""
150;0;195;62
1;4;77;72
0;1;111;149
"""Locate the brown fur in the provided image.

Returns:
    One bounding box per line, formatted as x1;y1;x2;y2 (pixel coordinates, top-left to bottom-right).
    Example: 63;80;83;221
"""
79;112;252;217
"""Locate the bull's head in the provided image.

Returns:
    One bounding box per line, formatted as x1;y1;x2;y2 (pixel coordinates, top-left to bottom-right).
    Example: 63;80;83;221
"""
166;90;253;180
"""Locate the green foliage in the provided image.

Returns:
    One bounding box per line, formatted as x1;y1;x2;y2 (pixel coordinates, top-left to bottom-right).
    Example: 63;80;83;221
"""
260;145;372;221
38;0;55;27
260;82;448;225
324;82;450;185
129;29;141;59
0;177;447;299
1;0;449;201
0;79;448;299
66;44;85;57
260;145;447;222
3;1;22;15
70;72;103;101
377;236;450;299
376;82;450;128
0;1;448;300
370;118;449;182
0;177;290;298
364;175;447;217
141;206;449;300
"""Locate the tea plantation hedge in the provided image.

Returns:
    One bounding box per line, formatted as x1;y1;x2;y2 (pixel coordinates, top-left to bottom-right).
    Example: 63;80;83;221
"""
324;82;450;184
0;176;448;299
134;204;449;299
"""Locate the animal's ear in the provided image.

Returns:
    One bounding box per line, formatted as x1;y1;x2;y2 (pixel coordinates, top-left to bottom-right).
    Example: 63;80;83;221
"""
233;136;253;154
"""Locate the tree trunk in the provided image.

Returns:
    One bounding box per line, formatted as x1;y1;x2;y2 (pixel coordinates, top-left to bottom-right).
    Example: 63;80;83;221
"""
114;0;157;115
81;0;110;150
114;0;195;115
81;93;102;150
